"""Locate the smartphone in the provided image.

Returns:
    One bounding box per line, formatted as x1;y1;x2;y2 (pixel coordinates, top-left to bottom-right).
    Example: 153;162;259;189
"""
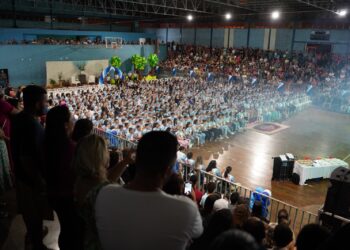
185;182;192;195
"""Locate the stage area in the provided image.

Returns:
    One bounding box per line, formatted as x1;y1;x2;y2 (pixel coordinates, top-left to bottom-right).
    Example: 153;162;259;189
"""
192;107;350;214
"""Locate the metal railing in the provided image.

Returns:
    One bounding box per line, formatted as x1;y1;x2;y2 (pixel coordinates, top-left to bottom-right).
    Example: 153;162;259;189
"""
318;205;350;223
92;128;137;150
182;164;318;233
92;127;319;233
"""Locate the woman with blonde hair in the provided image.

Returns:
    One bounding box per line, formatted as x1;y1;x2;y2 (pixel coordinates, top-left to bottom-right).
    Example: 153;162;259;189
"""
73;134;110;250
74;134;132;249
194;155;204;171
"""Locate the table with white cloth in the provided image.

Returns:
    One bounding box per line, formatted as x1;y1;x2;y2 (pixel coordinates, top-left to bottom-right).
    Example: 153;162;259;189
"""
293;158;349;185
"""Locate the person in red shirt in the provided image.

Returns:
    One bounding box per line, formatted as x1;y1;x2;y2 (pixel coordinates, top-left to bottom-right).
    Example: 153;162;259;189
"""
0;90;19;173
190;174;203;206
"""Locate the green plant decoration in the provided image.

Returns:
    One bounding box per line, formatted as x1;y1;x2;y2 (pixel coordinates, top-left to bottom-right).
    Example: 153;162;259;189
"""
131;54;147;71
49;79;57;85
110;56;122;68
148;54;159;68
131;54;138;65
75;61;86;72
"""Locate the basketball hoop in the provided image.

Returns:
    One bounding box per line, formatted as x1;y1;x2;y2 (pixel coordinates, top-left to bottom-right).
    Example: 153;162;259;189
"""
111;42;118;49
105;37;123;49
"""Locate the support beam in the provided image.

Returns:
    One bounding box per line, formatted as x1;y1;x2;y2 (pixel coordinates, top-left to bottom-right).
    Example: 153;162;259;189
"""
11;0;17;28
49;0;53;29
194;26;197;46
204;0;256;12
210;24;213;50
166;25;169;44
180;24;183;44
291;24;296;52
246;23;251;48
295;0;337;14
227;28;230;48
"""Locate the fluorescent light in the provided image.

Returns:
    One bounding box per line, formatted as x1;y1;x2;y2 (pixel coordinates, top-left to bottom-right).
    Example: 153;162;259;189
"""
337;9;347;17
225;13;232;20
271;10;280;20
187;14;193;21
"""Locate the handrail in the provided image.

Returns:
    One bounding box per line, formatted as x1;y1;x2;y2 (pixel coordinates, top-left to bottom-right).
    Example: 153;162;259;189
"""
198;169;311;212
92;127;137;149
318;206;350;223
181;164;318;232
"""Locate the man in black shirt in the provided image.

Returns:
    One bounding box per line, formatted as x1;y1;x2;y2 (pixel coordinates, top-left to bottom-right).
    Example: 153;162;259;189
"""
11;85;49;250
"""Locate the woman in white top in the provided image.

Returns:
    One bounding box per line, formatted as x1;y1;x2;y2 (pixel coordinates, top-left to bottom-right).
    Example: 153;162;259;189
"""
206;160;221;178
222;166;235;183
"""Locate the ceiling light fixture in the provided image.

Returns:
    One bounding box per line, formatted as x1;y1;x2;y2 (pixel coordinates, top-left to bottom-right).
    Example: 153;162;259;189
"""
271;10;280;20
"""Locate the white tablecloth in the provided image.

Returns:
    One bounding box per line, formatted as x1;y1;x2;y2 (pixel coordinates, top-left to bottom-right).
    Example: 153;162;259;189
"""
293;158;349;185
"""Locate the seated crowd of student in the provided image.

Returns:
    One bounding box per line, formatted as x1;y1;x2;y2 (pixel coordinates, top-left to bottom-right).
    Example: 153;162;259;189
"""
44;76;311;149
312;78;350;114
164;45;349;114
1;85;349;250
165;45;348;86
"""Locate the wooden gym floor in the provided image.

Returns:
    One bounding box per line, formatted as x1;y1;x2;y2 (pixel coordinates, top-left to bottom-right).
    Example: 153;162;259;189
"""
1;106;350;249
191;106;350;214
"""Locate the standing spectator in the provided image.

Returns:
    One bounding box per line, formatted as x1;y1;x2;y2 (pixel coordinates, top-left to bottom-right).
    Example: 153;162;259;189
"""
194;156;204;171
277;209;290;225
222;166;234;183
191;209;233;250
44;105;78;250
251;201;269;223
189;174;203;205
0;89;19;140
201;194;221;229
273;224;294;250
186;152;195;168
0;127;12;218
163;173;185;195
243;217;267;250
209;229;259;250
232;204;250;229
296;224;330;250
73;134;111;249
95;131;203;250
71;118;93;143
200;182;217;207
266;209;291;248
228;192;240;211
206;160;221;177
11;85;49;250
0;89;19;173
177;146;187;163
213;198;229;212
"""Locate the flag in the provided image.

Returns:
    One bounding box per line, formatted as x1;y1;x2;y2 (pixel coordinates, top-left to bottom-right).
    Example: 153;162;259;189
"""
306;85;313;93
251;77;257;85
228;75;237;83
189;70;195;78
277;82;284;91
306;85;313;95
